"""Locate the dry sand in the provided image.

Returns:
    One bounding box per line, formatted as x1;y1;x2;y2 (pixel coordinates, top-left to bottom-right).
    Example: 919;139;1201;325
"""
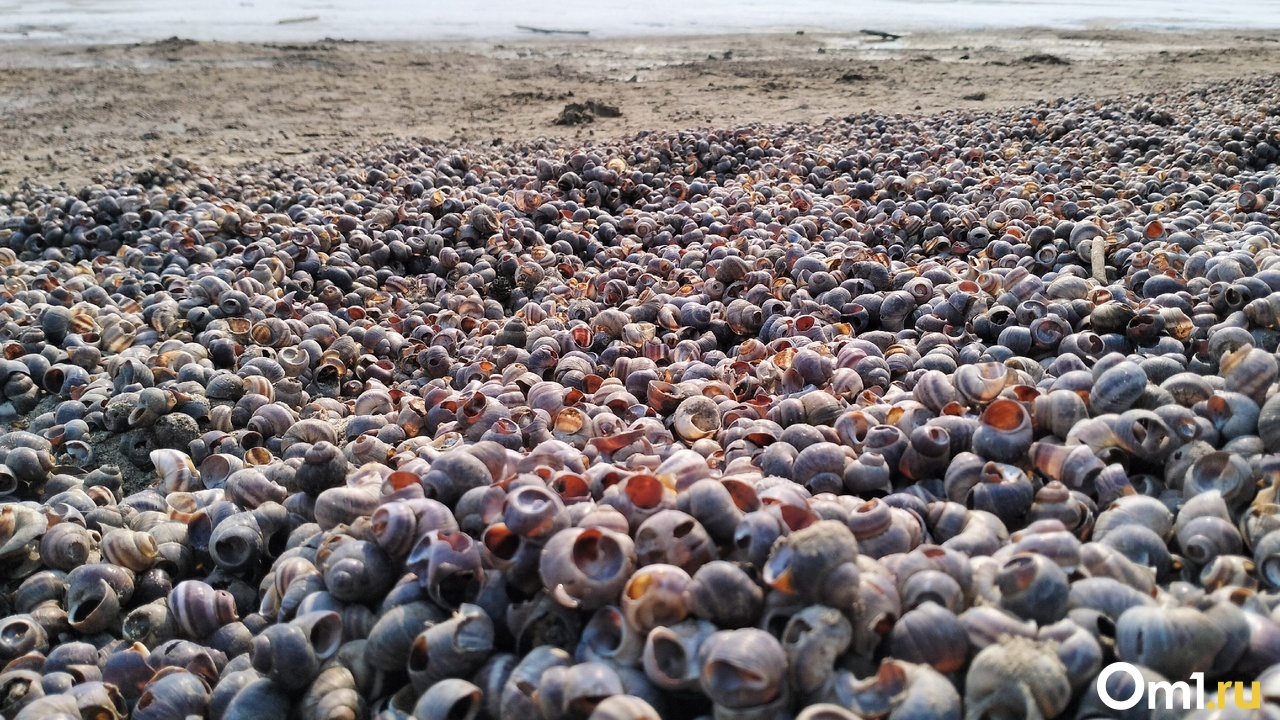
1;28;1280;189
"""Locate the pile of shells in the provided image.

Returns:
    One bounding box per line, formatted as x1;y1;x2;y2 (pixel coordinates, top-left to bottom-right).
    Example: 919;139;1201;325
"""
1;73;1280;720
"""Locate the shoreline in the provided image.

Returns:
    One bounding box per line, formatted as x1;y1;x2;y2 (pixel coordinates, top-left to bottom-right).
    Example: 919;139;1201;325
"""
6;0;1280;45
2;28;1279;189
4;23;1279;48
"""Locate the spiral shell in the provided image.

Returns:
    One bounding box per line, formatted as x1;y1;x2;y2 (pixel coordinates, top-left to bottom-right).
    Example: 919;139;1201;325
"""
697;628;786;709
972;398;1033;463
954;362;1012;405
541;527;637;610
170;580;238;640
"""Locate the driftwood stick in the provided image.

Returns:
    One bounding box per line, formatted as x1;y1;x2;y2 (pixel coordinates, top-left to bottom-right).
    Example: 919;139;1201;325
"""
1091;235;1108;284
517;25;590;36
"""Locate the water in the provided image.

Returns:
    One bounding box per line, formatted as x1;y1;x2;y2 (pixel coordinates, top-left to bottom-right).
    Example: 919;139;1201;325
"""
2;0;1280;44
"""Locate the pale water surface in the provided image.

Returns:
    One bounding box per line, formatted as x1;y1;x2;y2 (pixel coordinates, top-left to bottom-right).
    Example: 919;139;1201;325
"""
2;0;1280;43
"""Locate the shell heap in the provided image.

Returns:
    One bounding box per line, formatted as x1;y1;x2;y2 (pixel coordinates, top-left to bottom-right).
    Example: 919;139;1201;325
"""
1;75;1280;720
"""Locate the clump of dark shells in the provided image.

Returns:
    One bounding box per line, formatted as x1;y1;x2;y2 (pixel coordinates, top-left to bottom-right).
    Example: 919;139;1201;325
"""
1;75;1280;720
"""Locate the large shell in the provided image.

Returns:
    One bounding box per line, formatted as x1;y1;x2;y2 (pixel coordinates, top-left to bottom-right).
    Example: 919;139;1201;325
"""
1115;605;1227;680
169;580;238;640
408;530;485;608
151;449;201;493
1221;345;1278;405
1184;451;1255;511
1089;360;1148;415
971;399;1033;463
0;504;48;559
406;604;495;690
995;553;1070;625
541;527;637;610
672;396;722;442
762;520;860;607
320;539;396;604
697;628;786;709
889;601;968;673
621;564;693;636
365;601;447;672
413;678;482;720
643;619;717;691
964;637;1072;720
634;509;716;573
133;669;211;720
100;529;159;572
37;522;97;571
953;362;1013;405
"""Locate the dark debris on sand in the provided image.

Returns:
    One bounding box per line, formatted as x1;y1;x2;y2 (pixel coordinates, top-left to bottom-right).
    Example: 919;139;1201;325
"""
554;100;623;125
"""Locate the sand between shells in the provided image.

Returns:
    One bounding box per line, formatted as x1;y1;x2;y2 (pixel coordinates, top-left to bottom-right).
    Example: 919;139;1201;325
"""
1;74;1280;720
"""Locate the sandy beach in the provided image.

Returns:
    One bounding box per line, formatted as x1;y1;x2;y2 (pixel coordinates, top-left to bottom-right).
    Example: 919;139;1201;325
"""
1;28;1279;189
5;6;1280;714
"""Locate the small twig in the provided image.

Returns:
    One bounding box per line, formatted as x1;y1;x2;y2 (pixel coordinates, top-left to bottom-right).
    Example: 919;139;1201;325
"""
1091;235;1108;284
860;29;902;41
516;25;590;36
277;15;319;25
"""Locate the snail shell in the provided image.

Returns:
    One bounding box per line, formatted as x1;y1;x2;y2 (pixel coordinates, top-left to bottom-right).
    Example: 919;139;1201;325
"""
1220;345;1277;406
407;530;485;609
889;601;968;674
621;564;693;636
971;399;1033;463
37;522;97;571
122;599;177;648
133;668;210;720
219;676;291;720
100;528;159;572
587;695;661;720
1027;442;1104;491
953;362;1013;405
1115;605;1227;680
697;628;787;710
964;637;1071;720
576;604;643;667
0;504;48;560
688;560;763;629
781;605;852;696
833;659;960;719
406;604;494;691
413;678;482;720
541;527;637;611
634;510;716;574
643;619;717;692
0;614;48;664
672;395;722;443
169;580;238;640
150;449;201;494
762;520;860;608
321;539;396;604
995;553;1070;625
365;601;447;672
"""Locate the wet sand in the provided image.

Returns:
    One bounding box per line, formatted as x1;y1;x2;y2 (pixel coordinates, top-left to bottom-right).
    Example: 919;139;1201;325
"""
1;28;1279;188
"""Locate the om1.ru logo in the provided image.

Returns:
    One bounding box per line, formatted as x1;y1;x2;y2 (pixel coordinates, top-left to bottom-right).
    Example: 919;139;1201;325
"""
1097;662;1261;710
